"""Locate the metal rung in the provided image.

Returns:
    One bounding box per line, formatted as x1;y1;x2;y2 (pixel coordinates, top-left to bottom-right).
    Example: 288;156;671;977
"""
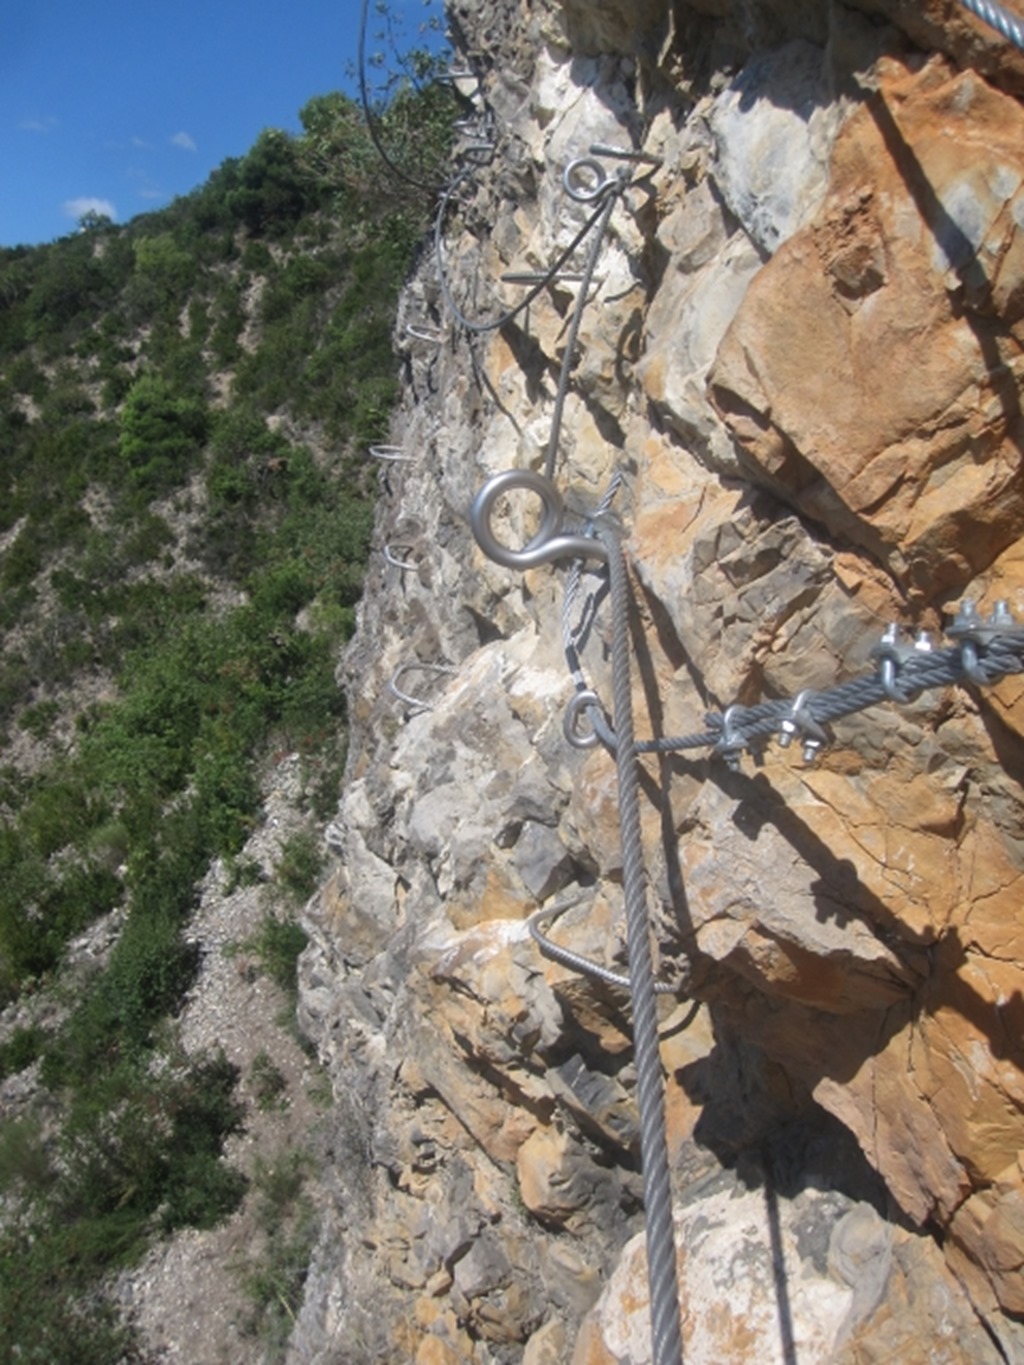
389;661;459;711
588;142;663;167
405;323;444;344
500;270;586;285
368;445;416;463
453;116;493;136
435;68;477;85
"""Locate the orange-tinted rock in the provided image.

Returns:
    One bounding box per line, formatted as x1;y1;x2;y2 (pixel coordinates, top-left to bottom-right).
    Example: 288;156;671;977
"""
711;57;1024;600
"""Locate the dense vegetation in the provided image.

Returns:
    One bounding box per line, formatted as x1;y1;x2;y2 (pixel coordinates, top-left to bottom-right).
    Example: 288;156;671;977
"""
0;48;454;1359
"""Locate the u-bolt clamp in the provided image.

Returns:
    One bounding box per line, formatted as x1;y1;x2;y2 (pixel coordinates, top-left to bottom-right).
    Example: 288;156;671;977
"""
713;705;748;772
871;623;934;702
470;468;610;572
947;599;1018;686
778;690;828;763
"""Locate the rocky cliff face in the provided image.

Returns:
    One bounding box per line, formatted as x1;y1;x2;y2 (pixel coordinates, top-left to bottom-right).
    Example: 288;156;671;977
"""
293;2;1024;1360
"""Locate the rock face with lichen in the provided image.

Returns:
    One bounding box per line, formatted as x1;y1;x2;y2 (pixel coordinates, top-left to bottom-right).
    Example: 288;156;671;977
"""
291;1;1024;1360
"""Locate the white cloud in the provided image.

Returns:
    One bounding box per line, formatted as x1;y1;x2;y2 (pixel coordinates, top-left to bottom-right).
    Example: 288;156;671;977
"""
20;116;58;133
131;135;151;149
170;131;197;152
62;196;117;223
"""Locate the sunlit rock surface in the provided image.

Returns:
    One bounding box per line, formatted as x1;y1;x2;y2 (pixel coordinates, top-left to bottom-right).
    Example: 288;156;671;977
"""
293;0;1024;1359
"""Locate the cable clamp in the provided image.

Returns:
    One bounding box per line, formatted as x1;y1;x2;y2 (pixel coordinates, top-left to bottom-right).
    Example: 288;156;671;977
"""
777;689;829;763
871;624;935;702
947;599;1018;685
713;705;748;771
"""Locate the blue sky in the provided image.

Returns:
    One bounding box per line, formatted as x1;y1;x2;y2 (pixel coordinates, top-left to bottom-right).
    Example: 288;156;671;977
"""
0;0;446;248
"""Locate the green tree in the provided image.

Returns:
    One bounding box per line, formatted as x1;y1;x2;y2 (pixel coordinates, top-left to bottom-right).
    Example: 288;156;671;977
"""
118;374;208;497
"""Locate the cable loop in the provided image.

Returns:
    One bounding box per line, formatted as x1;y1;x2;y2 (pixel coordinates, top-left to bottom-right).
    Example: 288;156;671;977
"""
528;898;683;995
564;690;606;750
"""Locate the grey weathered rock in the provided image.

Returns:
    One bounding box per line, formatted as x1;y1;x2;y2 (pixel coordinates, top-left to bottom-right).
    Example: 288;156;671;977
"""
293;1;1024;1360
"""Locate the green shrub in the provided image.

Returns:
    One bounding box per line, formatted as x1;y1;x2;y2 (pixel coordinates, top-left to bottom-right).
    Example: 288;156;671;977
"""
274;830;323;903
250;914;309;995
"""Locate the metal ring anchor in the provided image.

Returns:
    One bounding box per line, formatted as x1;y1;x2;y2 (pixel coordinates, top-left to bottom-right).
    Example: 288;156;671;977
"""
563;156;617;204
470;469;609;572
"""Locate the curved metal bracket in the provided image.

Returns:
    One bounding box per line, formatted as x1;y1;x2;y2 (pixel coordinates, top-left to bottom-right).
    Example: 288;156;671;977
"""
470;469;609;572
383;543;420;571
388;661;459;711
405;323;444;344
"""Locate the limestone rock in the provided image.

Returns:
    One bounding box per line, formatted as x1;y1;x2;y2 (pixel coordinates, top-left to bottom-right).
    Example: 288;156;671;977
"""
292;1;1024;1359
708;39;842;255
710;55;1024;600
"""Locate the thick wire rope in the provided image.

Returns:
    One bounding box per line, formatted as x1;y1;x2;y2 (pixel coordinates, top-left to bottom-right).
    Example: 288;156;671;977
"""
358;0;448;197
543;187;622;481
958;0;1024;49
638;634;1024;757
596;522;684;1365
561;606;1024;758
434;167;623;336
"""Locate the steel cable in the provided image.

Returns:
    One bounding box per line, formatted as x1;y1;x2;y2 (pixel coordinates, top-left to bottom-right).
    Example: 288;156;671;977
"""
597;523;684;1365
571;634;1024;759
434;168;622;336
958;0;1024;49
542;187;622;480
358;0;443;197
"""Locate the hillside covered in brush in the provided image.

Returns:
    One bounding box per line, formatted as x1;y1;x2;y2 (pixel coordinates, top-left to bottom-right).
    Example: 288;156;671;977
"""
0;76;453;1360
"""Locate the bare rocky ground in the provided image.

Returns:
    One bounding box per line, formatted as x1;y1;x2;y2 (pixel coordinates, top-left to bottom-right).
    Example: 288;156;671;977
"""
108;752;331;1364
0;751;331;1363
